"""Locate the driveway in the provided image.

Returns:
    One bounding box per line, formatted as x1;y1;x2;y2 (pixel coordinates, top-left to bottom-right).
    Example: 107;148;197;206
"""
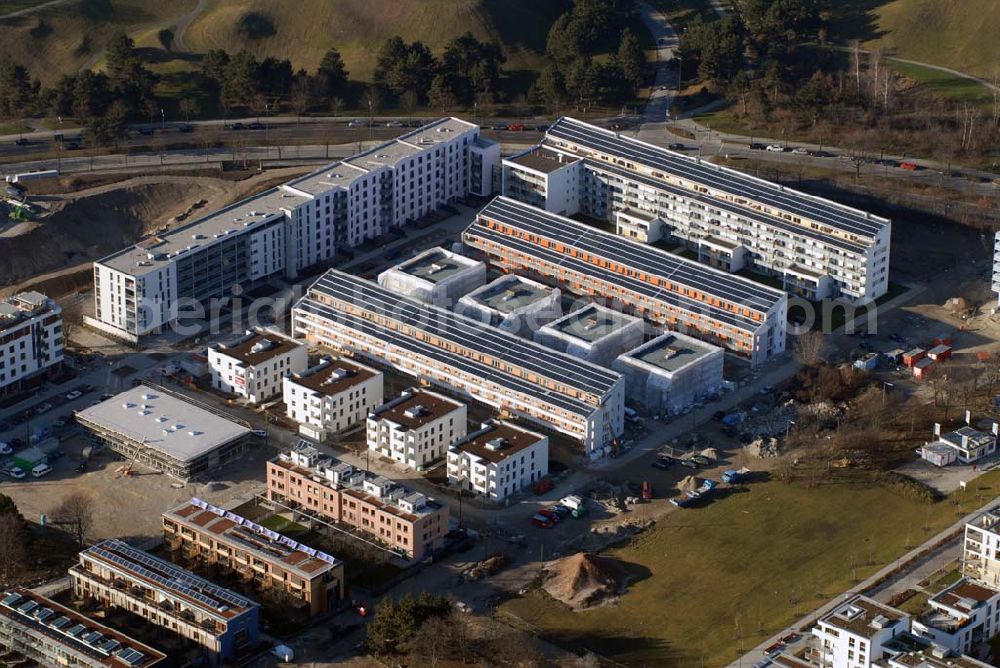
638;3;680;125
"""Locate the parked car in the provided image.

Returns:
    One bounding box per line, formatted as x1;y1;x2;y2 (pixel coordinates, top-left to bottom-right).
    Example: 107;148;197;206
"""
531;513;554;528
227;122;245;130
550;504;572;519
691;455;712;467
385;120;403;128
538;508;561;524
0;442;11;455
679;459;698;469
35;402;53;415
247;121;265;130
766;144;785;152
506;123;525;131
13;137;30;146
651;457;672;471
65;390;82;401
749;142;765;150
3;466;25;479
99;393;115;401
899;161;919;171
52;417;68;429
668;142;685;150
31;463;52;478
347;119;365;127
176;123;194;133
136;127;155;136
791;147;809;155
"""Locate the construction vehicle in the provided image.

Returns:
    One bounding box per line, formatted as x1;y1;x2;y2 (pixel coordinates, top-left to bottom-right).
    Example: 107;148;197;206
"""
116;442;142;478
722;467;751;484
670;479;717;508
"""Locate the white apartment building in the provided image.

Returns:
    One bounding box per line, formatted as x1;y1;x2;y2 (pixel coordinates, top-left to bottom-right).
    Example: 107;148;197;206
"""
502;117;892;303
0;291;63;395
367;388;467;469
293;270;627;457
283;356;384;441
208;328;307;404
992;232;1000;306
377;247;486;307
811;595;910;668
963;507;1000;587
88;118;499;340
910;578;1000;655
447;420;548;501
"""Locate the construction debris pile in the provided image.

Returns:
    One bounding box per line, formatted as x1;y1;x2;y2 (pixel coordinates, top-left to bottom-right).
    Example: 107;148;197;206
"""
586;480;646;513
746;437;781;458
462;552;508;581
542;552;631;610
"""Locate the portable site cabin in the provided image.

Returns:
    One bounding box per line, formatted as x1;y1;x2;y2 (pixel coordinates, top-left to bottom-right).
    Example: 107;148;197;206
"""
903;348;926;368
927;344;952;362
913;357;935;380
884;348;906;365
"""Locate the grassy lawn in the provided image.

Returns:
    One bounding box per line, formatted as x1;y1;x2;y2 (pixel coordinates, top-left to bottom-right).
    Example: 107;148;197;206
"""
891;61;994;110
501;470;1000;666
258;513;310;537
647;0;722;30
895;590;929;616
0;122;32;136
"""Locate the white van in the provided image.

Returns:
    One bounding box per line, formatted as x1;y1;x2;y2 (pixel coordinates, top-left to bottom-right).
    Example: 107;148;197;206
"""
31;463;52;478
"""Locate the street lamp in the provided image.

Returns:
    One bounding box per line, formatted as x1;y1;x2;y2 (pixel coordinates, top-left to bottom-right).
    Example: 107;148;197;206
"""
882;381;894;406
785;420;796;438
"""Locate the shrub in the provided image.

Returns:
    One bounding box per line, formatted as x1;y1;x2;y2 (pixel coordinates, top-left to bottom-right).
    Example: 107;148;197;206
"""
236;12;276;40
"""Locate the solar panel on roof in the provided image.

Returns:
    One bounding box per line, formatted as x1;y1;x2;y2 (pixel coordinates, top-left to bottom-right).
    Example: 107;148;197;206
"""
1;592;22;608
66;623;87;638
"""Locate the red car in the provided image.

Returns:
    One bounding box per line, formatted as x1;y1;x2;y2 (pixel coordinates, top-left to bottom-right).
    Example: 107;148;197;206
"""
899;161;918;171
642;481;653;500
507;123;525;131
538;508;561;524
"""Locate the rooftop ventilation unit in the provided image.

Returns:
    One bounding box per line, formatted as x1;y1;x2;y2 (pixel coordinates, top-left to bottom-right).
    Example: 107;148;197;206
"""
582;316;600;332
485;437;507;452
427;262;448;274
663;347;680;360
250;339;275;354
403;404;427;419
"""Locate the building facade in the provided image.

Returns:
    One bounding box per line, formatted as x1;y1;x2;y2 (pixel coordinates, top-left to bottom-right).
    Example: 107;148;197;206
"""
910;578;1000;655
811;595;910;668
0;291;63;395
447;420;549;501
963;507;1000;587
284;356;384;441
0;588;166;668
266;442;449;560
162;498;344;617
367;388;467;469
71;539;260;665
88;118;499;340
503;117;892;303
292;270;627;457
463;196;788;366
208;328;308;403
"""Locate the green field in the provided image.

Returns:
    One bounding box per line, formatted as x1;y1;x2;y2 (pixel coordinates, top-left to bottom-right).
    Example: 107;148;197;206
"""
891;61;994;108
501;471;1000;666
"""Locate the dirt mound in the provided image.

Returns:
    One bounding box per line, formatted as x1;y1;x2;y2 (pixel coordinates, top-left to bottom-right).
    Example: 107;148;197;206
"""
698;447;718;461
677;475;700;493
543;553;629;610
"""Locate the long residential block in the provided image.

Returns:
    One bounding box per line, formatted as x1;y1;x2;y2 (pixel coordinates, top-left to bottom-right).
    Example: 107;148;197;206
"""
71;539;260;665
292;270;626;456
266;442;449;560
463;196;788;366
88;118;499;340
503;117;891;302
162;498;344;616
0;588;166;668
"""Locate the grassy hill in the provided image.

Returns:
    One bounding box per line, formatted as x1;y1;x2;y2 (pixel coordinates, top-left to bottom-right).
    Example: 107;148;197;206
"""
0;0;567;87
836;0;1000;79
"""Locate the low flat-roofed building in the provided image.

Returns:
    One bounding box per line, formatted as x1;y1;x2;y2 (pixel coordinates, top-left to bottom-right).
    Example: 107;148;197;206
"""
535;304;645;367
71;539;259;665
456;273;562;336
284;356;384;441
612;332;725;416
910;578;1000;655
448;420;548;501
367;388;467;470
0;291;63;396
208;328;307;403
812;595;910;668
377;247;486;307
163;498;343;616
0;588;167;668
267;442;449;560
73;384;254;480
920;422;997;467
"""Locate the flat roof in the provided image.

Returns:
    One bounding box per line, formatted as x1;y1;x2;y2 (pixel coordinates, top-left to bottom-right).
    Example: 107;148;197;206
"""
450;420;545;465
819;595;907;638
887;648;993;668
507;146;578;174
546;117;888;241
371;388;464;430
0;291;57;333
545;304;641;343
297;271;622;414
622;331;721;373
287;356;380;397
932;578;999;612
210;329;303;367
80;539;256;622
0;588;167;667
97;187;301;275
461;274;557;315
165;499;340;578
469;197;784;332
74;385;250;463
392;248;481;285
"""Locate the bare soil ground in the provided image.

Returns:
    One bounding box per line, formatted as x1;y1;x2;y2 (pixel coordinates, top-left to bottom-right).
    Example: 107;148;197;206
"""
0;166;311;293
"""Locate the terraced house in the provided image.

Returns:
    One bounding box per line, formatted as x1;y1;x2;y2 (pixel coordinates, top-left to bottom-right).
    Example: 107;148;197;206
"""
463;197;787;366
503;117;891;303
292;270;626;457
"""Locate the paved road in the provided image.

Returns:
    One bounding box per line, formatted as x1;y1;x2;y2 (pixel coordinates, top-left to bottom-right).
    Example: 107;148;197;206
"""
638;2;680;125
0;0;72;20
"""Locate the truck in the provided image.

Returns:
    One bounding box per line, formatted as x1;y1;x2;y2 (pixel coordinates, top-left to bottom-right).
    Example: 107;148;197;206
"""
670;479;717;508
560;495;586;517
722;467;750;484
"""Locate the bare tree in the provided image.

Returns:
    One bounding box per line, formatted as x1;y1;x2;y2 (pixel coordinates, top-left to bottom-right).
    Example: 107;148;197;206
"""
409;615;452;667
793;330;826;366
992;70;1000;128
400;89;419;123
178;98;200;123
0;513;26;582
50;493;94;548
